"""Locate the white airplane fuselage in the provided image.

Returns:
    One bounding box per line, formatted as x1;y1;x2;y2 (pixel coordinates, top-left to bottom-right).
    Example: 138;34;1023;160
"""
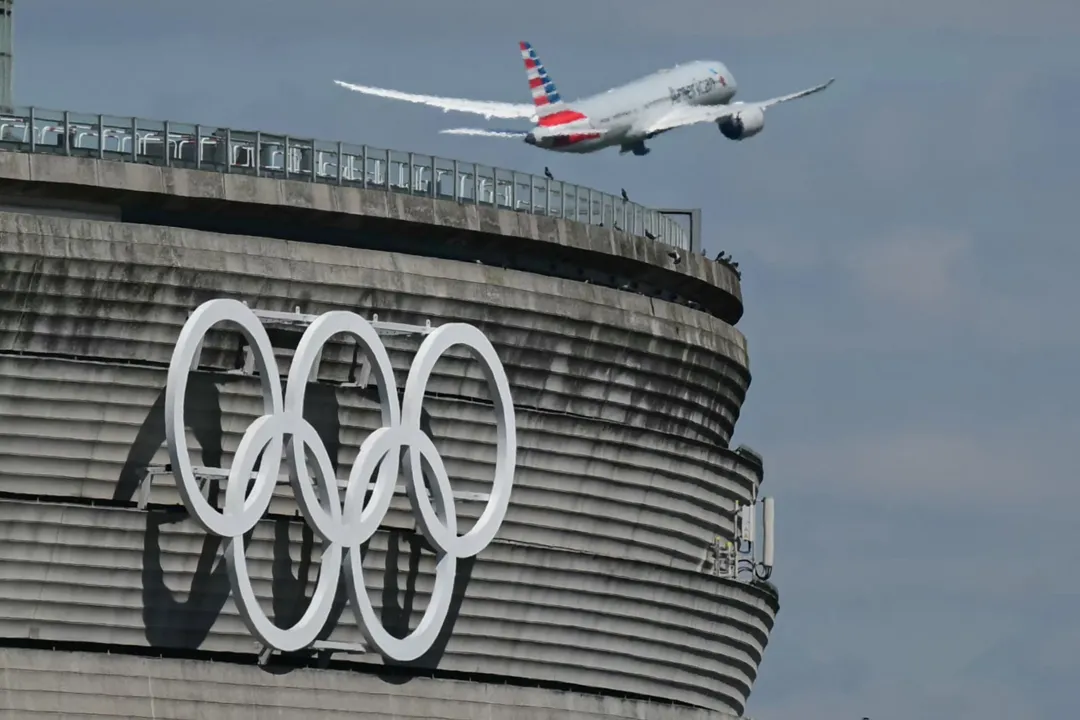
526;60;737;155
334;42;833;157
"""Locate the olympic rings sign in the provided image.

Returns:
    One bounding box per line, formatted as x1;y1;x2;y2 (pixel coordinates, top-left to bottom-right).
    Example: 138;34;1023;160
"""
163;299;516;661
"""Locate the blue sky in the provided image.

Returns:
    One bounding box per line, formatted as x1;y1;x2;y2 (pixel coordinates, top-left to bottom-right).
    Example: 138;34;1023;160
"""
16;2;1080;718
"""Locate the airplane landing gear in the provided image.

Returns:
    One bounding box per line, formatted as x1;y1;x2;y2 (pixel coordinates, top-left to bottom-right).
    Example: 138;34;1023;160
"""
620;141;650;156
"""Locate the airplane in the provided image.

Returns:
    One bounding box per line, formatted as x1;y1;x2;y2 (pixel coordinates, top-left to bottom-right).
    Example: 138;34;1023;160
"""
334;41;834;157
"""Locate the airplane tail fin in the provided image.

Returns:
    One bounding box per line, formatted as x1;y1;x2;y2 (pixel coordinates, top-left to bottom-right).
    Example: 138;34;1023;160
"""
519;41;566;118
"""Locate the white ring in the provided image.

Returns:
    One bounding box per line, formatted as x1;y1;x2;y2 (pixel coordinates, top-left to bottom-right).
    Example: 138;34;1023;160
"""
403;323;516;558
164;299;517;661
165;299;284;539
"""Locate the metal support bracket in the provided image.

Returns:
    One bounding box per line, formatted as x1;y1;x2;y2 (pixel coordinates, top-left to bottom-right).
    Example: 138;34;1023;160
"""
250;306;434;338
256;639;368;665
184;304;436;380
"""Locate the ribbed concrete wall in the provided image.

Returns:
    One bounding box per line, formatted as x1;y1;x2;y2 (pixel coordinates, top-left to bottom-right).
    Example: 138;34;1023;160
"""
0;202;777;717
0;498;773;714
0;648;723;720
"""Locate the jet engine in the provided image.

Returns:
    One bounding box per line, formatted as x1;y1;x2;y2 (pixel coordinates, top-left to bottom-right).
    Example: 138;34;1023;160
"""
717;106;764;140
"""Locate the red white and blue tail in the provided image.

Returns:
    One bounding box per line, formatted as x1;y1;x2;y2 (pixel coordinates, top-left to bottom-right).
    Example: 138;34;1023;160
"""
520;41;564;117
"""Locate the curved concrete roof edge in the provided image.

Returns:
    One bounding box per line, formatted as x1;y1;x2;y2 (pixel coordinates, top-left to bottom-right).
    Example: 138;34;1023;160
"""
0;151;744;314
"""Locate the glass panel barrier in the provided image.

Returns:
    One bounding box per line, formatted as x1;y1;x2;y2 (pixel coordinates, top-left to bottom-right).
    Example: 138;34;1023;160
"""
492;167;512;209
2;106;686;247
133;118;166;165
386;149;408;192
312;139;339;183
167;122;199;167
288;138;317;180
256;132;286;177
567;185;582;222
338;142;363;185
556;183;570;219
65;112;102;158
547;181;563;216
455;161;477;202
475;165;495;205
513;172;532;212
601;193;615;228
434;156;456;200
530;175;549;215
29;108;67;155
410;154;433;195
0;107;32;148
588;190;601;226
226;127;259;175
195;125;228;171
365;146;389;188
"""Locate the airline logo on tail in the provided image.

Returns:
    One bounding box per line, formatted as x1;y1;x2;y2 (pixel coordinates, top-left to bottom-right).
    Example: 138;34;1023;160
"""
520;41;562;113
519;41;596;143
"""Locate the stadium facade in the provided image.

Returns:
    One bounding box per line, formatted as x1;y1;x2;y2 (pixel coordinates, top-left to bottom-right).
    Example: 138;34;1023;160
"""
0;108;778;719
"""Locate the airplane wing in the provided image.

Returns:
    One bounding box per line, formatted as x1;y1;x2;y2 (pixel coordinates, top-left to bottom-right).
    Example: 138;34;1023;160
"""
334;80;536;120
643;78;835;135
440;127;530;138
440;126;611;139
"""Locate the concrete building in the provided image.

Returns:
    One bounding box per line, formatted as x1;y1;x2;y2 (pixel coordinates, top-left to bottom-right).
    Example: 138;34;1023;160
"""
0;110;778;719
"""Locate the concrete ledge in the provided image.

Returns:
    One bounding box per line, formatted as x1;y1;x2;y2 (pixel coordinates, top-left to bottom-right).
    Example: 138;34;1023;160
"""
0;151;744;320
1;647;742;720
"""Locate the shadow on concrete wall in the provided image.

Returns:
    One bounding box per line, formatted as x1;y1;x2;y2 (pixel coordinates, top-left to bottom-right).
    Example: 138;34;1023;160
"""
115;372;472;676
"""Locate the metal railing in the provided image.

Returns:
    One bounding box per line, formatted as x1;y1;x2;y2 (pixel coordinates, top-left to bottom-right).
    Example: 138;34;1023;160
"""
0;107;691;251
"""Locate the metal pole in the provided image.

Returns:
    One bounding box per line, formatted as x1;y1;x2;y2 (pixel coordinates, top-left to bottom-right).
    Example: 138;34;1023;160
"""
164;120;171;166
0;1;14;112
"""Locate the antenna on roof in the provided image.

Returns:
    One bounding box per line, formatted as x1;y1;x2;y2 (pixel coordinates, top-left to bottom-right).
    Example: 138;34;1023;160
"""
758;496;774;579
